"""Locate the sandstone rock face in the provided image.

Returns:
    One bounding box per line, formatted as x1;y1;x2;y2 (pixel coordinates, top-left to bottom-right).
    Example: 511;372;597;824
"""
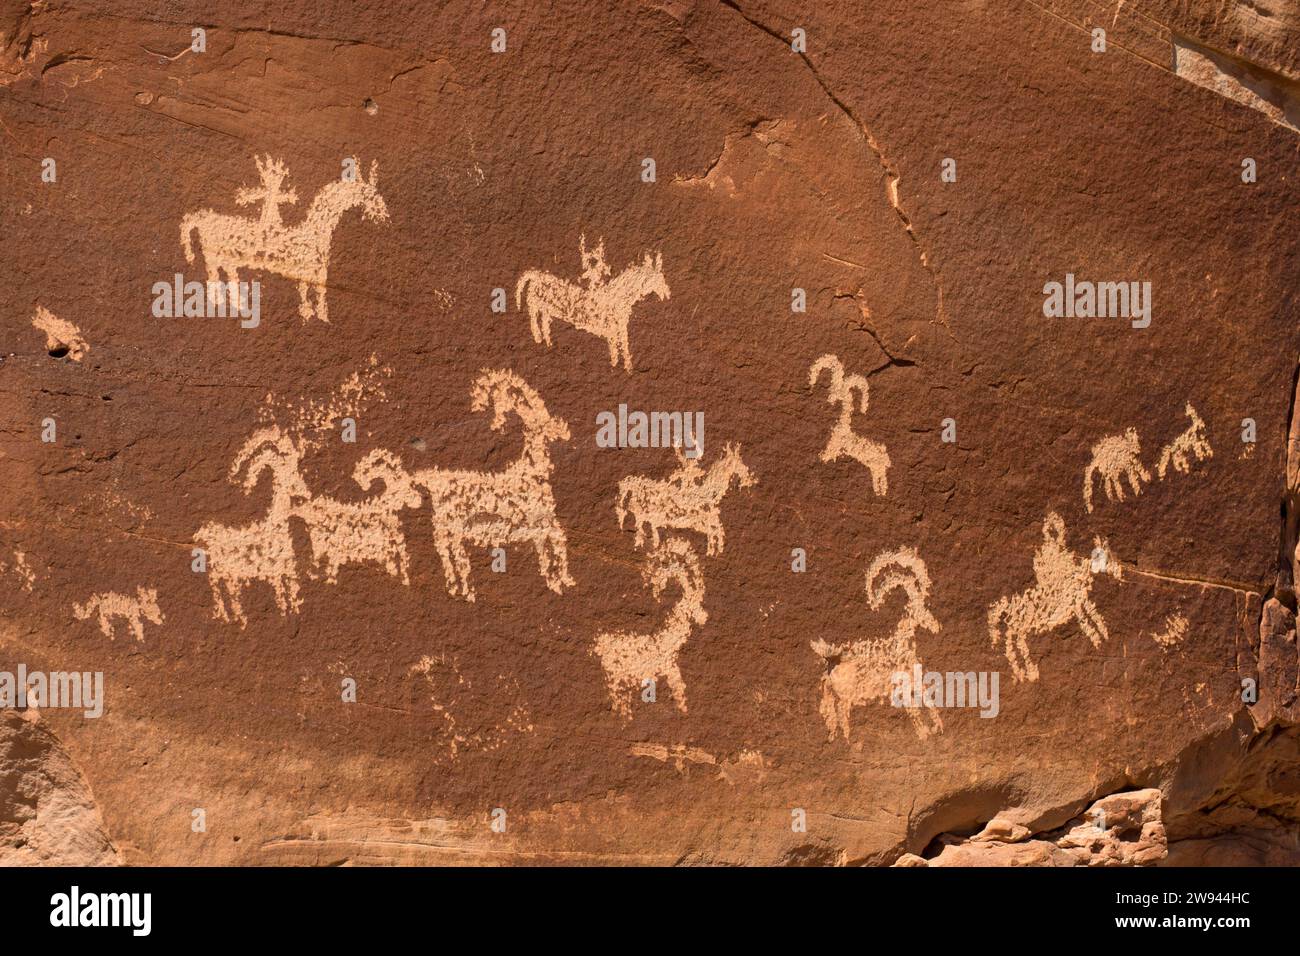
1;0;1299;865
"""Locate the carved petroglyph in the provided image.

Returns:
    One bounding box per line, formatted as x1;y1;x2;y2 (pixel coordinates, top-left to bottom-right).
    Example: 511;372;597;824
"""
594;537;707;718
410;654;534;761
0;550;34;591
515;236;670;371
809;354;890;495
180;155;389;323
296;449;423;586
1083;404;1213;511
194;429;307;627
988;513;1122;683
1150;613;1189;648
810;547;943;741
1083;428;1151;513
73;587;163;642
31;306;87;360
1156;403;1212;479
615;443;755;556
408;370;574;601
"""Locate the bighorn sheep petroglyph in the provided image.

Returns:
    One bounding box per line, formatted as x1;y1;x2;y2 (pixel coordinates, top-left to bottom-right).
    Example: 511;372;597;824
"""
809;354;890;495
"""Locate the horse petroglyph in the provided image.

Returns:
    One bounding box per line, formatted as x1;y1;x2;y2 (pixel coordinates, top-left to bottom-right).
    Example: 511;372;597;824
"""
988;513;1122;683
810;547;943;741
809;354;890;495
515;235;670;371
594;537;707;718
180;155;389;324
407;370;574;602
1083;427;1151;513
1156;403;1212;479
73;587;163;642
616;443;756;556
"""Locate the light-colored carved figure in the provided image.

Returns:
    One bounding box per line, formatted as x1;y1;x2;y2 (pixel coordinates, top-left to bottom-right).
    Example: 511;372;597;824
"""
810;548;943;741
294;449;423;585
616;443;756;556
180;155;389;323
1149;613;1189;648
73;586;163;642
515;236;670;372
0;550;34;591
988;513;1123;683
194;429;309;626
31;306;89;360
410;370;574;601
594;537;707;718
1156;403;1212;478
809;354;890;495
1083;427;1151;513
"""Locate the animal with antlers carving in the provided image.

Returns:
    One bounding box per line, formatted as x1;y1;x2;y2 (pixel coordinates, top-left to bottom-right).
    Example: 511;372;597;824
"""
809;354;890;495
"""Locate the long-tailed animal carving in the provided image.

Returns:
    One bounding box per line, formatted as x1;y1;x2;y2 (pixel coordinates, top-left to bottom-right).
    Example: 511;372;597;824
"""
594;537;707;718
809;354;890;495
1083;427;1151;513
294;449;424;586
410;370;574;601
515;235;670;372
988;512;1123;683
810;548;943;741
1156;403;1212;478
73;587;163;642
616;443;756;556
194;430;309;626
180;155;389;323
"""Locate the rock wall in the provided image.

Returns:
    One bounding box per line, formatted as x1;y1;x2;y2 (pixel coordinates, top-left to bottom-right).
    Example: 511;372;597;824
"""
2;0;1298;865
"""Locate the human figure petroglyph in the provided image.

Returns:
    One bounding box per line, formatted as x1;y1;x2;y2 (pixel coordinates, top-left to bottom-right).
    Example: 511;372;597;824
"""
1083;427;1151;513
180;155;389;323
616;443;756;556
73;586;163;642
408;370;575;601
295;449;424;586
1156;403;1212;479
515;237;669;372
809;354;890;495
988;513;1123;683
810;548;943;741
194;429;308;627
594;537;707;718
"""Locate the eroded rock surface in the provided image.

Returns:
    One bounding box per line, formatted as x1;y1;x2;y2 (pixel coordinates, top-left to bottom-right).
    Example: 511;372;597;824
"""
2;0;1299;865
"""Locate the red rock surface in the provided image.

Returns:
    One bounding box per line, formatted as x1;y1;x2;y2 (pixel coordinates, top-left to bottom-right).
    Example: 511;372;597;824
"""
2;0;1299;865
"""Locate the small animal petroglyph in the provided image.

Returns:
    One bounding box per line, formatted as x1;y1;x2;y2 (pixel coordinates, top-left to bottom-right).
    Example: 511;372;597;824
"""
31;306;88;360
194;429;306;627
1156;403;1212;479
1083;427;1151;513
296;449;424;586
988;513;1122;683
180;155;389;324
594;537;707;718
810;547;943;741
409;370;574;601
515;235;670;372
615;443;756;556
73;587;163;642
809;354;890;495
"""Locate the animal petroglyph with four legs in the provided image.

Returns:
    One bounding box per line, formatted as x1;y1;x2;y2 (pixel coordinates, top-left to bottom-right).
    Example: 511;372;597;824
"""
73;587;163;642
594;537;707;718
810;547;943;741
809;354;890;495
988;513;1122;683
515;235;670;371
408;370;575;601
180;155;389;323
616;443;756;556
1083;427;1151;513
1156;403;1212;478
